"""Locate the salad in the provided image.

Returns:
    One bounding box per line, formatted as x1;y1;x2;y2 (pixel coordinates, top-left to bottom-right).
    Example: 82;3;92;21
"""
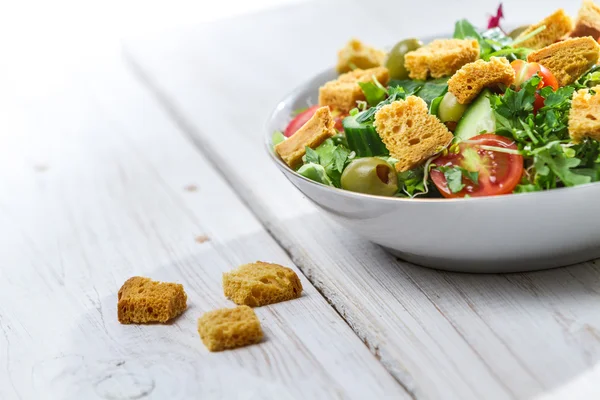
273;3;600;199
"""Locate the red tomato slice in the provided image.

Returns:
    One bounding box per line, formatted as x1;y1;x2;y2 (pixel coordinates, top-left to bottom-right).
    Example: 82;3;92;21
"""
285;106;346;137
431;134;524;198
285;105;320;137
331;109;347;132
511;60;559;111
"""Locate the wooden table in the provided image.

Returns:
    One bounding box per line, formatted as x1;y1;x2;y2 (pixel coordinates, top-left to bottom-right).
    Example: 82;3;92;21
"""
3;0;600;398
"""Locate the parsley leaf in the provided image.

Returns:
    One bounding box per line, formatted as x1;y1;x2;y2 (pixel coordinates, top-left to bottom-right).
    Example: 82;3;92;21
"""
443;167;466;193
435;166;479;194
304;146;320;164
332;146;351;173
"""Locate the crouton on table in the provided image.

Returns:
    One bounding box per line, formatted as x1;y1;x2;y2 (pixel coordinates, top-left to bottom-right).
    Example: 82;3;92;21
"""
448;57;515;105
572;0;600;39
404;39;480;80
336;38;386;73
527;36;600;86
197;305;263;352
274;106;336;168
117;276;187;324
516;9;573;50
374;96;453;172
319;66;390;113
223;261;303;307
569;85;600;143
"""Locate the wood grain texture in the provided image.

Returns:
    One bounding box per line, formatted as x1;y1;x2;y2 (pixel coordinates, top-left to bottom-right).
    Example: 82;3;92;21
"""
0;57;408;399
125;1;600;398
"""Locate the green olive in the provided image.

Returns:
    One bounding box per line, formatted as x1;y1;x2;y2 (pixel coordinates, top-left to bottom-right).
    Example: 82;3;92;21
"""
438;92;467;123
341;158;398;196
384;38;423;80
508;25;530;40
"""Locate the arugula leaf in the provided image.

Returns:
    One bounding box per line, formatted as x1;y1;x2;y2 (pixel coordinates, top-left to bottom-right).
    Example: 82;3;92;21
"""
355;86;406;123
388;79;424;95
358;81;387;106
416;79;449;105
388;78;449;106
304;146;320;164
454;19;483;42
534;148;591;187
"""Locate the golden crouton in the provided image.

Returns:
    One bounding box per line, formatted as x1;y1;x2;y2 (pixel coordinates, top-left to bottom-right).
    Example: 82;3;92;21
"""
275;106;335;168
197;305;263;352
569;85;600;142
572;0;600;39
319;67;390;113
515;9;573;50
527;37;600;86
448;57;515;105
223;261;302;307
374;96;453;172
117;277;187;324
336;38;387;73
404;39;480;80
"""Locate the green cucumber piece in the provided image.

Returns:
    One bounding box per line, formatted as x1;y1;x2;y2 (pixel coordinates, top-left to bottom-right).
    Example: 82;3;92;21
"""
343;114;389;157
454;89;496;142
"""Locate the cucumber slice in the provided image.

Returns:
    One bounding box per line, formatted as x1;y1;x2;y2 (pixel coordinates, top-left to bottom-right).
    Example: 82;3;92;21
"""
454;89;496;142
343;114;389;157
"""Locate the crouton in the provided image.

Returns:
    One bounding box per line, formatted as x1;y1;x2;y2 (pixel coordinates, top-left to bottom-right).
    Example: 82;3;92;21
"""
336;38;387;73
318;67;390;113
527;37;600;86
117;277;187;324
572;0;600;39
197;305;263;352
223;261;302;307
404;39;480;80
448;57;515;104
569;85;600;142
374;96;453;172
274;106;335;168
515;9;573;50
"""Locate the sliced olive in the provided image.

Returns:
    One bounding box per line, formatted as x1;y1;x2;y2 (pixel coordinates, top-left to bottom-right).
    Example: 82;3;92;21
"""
384;38;423;80
341;158;398;196
438;92;467;123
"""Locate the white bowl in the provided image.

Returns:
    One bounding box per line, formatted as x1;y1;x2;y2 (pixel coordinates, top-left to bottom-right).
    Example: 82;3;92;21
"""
266;68;600;273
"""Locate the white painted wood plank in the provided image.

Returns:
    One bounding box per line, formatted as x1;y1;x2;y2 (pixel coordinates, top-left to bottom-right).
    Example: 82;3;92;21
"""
0;57;408;399
125;1;600;399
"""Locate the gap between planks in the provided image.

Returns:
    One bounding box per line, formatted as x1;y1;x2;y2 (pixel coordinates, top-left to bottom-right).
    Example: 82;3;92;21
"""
122;48;417;400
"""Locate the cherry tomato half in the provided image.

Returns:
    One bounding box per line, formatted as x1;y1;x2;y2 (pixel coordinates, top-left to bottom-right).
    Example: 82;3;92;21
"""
431;134;524;198
511;60;559;111
285;106;346;137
